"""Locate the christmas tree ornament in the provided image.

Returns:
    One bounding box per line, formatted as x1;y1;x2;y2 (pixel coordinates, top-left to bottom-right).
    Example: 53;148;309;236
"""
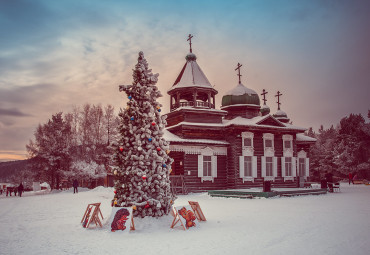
158;108;161;112
114;190;117;194
156;147;161;151
132;205;137;210
119;147;124;152
151;122;156;126
142;175;147;180
166;150;170;154
148;138;152;142
114;170;118;175
156;106;160;110
145;203;150;209
162;164;167;168
131;116;134;120
169;169;172;173
128;95;132;100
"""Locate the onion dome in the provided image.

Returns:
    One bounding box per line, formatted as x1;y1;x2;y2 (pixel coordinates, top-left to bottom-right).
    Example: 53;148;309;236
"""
185;53;197;61
221;83;260;107
260;104;270;116
273;109;290;123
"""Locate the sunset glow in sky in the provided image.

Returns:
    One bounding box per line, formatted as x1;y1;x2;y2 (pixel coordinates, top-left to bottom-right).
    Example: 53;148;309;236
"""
1;0;369;162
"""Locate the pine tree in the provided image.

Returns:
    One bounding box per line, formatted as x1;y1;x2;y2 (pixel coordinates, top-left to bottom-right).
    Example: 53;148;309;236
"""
112;51;175;218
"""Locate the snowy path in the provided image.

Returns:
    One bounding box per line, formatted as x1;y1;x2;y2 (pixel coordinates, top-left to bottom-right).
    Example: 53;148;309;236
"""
0;184;369;255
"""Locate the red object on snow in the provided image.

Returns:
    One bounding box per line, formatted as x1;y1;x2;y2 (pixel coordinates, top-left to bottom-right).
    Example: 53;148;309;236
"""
157;147;161;151
151;122;156;126
119;147;124;152
145;203;150;208
114;190;117;194
142;175;147;180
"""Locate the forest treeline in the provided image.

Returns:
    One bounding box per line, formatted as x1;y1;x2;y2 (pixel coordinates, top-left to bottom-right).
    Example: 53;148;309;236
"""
24;103;120;189
307;111;370;181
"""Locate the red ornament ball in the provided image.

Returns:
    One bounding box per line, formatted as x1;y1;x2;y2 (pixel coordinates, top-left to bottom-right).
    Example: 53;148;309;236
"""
119;147;124;152
156;147;161;151
145;203;150;208
114;190;117;194
142;175;147;180
151;122;156;126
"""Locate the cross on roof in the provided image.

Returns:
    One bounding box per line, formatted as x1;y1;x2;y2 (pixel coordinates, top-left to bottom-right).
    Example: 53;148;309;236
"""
235;63;243;84
187;34;193;53
275;91;282;110
261;89;268;105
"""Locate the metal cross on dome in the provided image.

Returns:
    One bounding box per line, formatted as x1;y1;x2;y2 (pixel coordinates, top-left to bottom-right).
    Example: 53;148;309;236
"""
187;34;193;53
235;63;243;84
275;91;282;110
261;89;268;105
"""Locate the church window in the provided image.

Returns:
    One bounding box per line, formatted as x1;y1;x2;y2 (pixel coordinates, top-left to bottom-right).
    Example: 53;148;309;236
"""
285;157;292;176
265;139;273;148
244;138;252;147
203;156;212;177
197;148;218;182
284;140;291;149
299;158;306;177
244;156;252;176
266;157;273;176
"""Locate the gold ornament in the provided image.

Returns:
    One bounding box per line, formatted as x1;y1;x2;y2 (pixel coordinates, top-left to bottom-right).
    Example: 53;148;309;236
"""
132;205;137;210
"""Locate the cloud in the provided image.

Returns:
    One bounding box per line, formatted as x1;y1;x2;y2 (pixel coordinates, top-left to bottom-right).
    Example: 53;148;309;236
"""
0;108;32;117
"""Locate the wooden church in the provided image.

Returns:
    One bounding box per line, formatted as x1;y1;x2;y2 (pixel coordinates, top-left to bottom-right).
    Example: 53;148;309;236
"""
164;35;316;193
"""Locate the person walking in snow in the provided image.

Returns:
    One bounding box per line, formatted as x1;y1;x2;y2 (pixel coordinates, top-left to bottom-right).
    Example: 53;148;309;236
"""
73;179;79;194
18;183;24;197
348;172;353;185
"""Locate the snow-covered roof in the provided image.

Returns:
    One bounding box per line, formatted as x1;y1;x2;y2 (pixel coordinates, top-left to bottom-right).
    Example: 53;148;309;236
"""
296;133;317;143
224;82;258;96
168;54;213;92
163;129;229;145
220;103;261;110
166;114;307;132
273;110;288;117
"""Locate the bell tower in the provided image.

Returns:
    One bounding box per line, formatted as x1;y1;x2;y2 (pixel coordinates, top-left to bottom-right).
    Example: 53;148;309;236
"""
166;35;226;127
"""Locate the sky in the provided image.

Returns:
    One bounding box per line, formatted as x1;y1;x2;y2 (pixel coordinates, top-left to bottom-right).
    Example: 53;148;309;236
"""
0;0;369;162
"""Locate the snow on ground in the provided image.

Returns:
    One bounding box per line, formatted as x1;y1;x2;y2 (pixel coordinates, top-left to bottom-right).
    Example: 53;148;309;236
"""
1;183;369;255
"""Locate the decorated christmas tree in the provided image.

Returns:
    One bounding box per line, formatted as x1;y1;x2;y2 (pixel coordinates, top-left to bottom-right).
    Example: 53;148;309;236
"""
112;51;176;218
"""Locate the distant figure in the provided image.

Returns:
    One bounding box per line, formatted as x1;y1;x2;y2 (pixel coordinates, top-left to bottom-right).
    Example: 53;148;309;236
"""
348;172;353;185
73;179;79;194
325;171;333;183
18;183;24;197
14;187;18;196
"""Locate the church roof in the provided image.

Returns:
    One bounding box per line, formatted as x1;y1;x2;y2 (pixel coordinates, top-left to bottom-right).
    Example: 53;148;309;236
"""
166;114;307;132
163;129;229;145
221;82;260;107
168;53;213;93
296;133;317;143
